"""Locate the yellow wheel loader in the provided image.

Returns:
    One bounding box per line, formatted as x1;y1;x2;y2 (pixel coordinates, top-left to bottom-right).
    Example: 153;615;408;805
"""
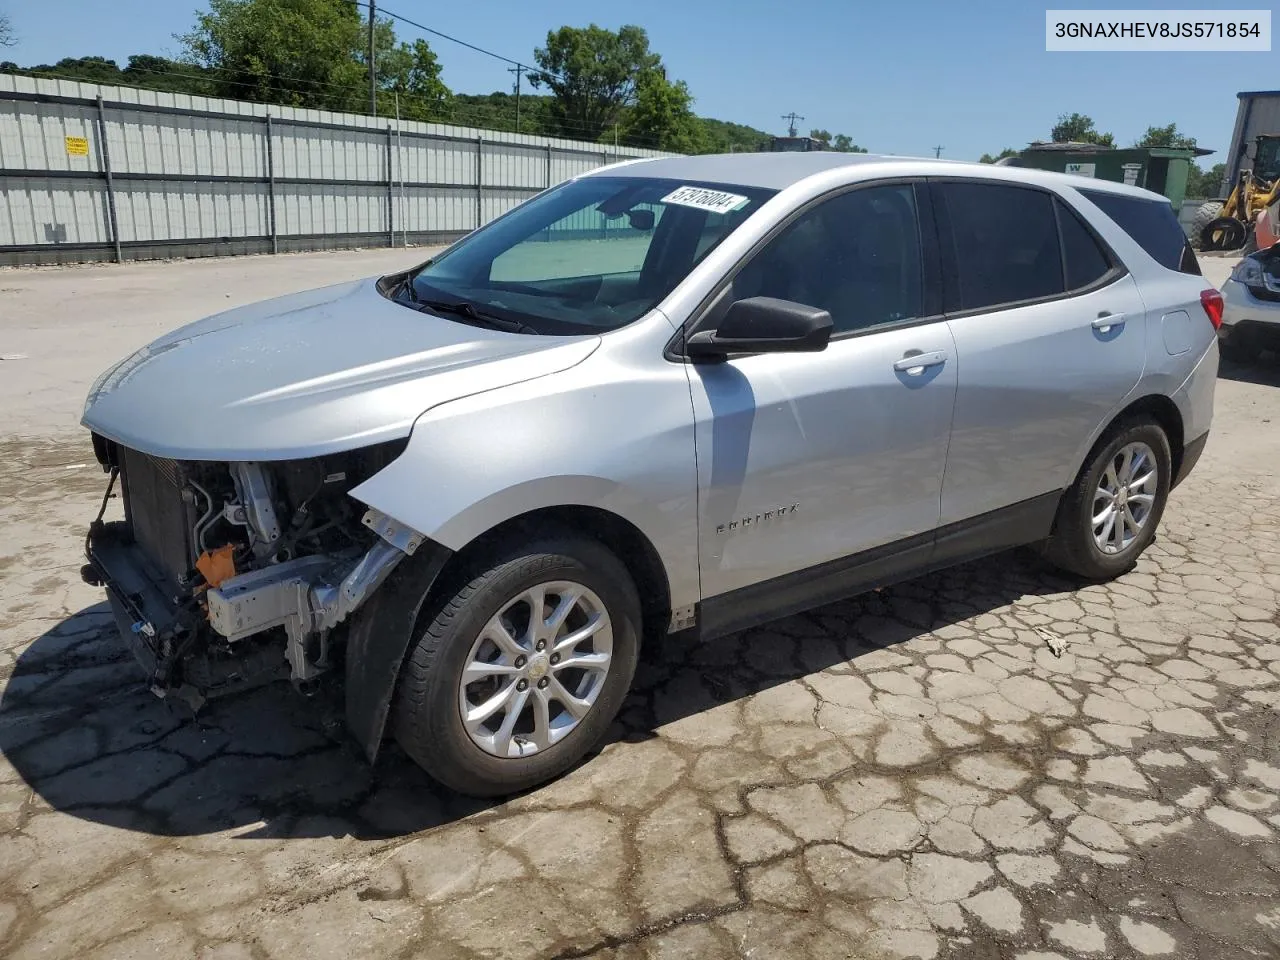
1195;134;1280;252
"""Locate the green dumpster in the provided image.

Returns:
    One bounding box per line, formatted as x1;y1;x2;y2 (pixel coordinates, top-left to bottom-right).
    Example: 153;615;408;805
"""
1007;142;1214;208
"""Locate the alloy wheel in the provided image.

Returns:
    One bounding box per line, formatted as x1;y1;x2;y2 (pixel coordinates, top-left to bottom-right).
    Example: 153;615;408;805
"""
457;581;614;758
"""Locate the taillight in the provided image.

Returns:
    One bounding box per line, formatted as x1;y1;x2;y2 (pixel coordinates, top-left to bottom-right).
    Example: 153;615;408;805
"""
1200;288;1224;330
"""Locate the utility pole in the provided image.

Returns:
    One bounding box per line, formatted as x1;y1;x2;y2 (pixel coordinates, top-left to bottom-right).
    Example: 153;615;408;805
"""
781;112;804;138
367;0;377;116
934;145;944;158
507;64;524;133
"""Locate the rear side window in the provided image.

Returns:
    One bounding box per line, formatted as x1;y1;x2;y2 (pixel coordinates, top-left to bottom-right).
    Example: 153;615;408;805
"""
1079;189;1201;275
1056;198;1113;290
938;182;1064;312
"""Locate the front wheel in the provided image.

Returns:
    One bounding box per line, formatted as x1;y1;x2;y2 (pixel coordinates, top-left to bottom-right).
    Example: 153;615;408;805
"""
392;534;641;797
1043;421;1171;580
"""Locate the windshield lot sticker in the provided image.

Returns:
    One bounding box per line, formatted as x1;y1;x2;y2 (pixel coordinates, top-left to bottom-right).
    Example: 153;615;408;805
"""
661;185;749;214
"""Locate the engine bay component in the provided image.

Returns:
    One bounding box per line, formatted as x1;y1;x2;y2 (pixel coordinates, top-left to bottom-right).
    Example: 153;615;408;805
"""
85;435;414;699
195;543;237;589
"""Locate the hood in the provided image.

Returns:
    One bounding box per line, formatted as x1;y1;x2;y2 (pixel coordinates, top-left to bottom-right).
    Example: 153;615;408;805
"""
82;277;600;461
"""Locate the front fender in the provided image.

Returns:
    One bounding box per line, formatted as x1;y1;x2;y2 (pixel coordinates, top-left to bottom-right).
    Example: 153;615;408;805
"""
347;355;701;613
345;541;452;761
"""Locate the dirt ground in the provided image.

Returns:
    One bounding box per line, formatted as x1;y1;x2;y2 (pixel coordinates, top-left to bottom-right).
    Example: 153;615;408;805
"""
3;251;1280;959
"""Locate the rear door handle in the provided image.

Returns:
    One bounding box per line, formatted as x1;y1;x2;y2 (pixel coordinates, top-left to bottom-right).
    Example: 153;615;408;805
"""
1092;313;1126;333
893;350;947;375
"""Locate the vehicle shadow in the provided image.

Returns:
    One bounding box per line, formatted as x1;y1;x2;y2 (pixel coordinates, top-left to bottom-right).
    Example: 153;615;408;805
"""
0;548;1078;841
1218;352;1280;386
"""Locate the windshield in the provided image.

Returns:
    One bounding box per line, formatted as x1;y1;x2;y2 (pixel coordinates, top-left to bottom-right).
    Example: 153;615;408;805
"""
1255;137;1280;182
396;176;776;335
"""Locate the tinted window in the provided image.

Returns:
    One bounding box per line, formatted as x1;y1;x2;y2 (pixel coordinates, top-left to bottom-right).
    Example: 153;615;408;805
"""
408;176;775;335
694;208;755;260
1056;199;1113;290
940;183;1064;311
731;184;924;334
1079;189;1201;275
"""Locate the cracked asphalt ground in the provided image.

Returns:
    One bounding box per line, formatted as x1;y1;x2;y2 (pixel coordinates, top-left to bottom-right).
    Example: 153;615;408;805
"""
3;252;1280;959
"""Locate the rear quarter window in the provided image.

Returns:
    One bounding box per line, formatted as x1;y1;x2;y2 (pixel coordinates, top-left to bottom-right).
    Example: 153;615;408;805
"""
1079;189;1201;275
1055;198;1114;291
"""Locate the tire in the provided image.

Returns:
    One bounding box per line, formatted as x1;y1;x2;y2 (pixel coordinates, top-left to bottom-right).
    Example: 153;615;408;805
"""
392;534;641;797
1201;216;1246;252
1043;420;1172;581
1189;201;1223;249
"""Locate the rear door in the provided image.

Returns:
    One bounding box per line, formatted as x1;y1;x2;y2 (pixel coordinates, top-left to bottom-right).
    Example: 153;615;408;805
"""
934;179;1148;527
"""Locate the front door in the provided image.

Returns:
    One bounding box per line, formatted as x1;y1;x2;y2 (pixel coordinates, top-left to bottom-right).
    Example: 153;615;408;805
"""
686;182;958;620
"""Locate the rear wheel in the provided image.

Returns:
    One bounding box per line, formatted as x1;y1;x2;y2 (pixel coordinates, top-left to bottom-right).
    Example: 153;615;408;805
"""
1043;421;1171;580
392;534;641;797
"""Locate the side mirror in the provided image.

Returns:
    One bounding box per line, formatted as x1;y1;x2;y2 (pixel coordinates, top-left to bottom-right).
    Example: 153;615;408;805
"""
685;297;833;361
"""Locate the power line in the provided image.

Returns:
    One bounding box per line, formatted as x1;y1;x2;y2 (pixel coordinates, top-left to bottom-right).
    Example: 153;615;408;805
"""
364;2;558;82
781;111;804;138
933;144;944;158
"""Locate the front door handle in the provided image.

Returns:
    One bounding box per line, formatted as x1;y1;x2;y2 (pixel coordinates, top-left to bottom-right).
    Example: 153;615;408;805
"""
1092;313;1126;333
893;350;947;375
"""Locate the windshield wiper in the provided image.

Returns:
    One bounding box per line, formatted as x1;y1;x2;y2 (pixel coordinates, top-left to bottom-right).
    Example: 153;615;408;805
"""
415;298;537;335
397;274;419;303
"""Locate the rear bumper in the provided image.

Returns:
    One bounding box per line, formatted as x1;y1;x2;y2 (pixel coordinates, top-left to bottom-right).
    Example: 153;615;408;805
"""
1221;278;1280;338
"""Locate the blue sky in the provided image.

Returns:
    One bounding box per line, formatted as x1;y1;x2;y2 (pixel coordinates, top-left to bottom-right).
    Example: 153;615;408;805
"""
4;0;1275;164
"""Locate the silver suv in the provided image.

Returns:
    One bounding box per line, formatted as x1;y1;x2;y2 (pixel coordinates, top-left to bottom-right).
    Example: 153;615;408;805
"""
81;154;1219;796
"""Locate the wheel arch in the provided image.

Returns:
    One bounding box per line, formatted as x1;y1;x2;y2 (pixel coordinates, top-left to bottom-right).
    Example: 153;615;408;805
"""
1064;393;1185;509
444;504;674;646
344;503;674;762
1111;394;1185;480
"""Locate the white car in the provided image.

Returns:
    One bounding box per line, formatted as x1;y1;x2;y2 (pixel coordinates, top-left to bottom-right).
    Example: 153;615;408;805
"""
81;153;1219;796
1219;243;1280;362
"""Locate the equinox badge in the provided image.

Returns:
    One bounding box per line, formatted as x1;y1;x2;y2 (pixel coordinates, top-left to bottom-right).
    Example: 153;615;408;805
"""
716;504;798;536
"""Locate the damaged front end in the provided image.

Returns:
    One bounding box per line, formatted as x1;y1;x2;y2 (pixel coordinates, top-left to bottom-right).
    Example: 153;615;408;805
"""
82;435;420;713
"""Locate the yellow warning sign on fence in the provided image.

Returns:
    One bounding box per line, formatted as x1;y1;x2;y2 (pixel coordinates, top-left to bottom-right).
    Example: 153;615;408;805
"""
65;136;89;157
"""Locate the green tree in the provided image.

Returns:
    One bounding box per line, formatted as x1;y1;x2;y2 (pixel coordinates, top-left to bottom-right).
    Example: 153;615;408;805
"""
1186;162;1226;199
529;24;660;141
123;55;214;94
831;133;867;153
622;69;705;152
379;38;450;119
1051;112;1115;147
32;56;123;84
180;0;365;108
697;117;771;153
807;129;866;152
1134;122;1197;150
179;0;449;114
979;147;1019;163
